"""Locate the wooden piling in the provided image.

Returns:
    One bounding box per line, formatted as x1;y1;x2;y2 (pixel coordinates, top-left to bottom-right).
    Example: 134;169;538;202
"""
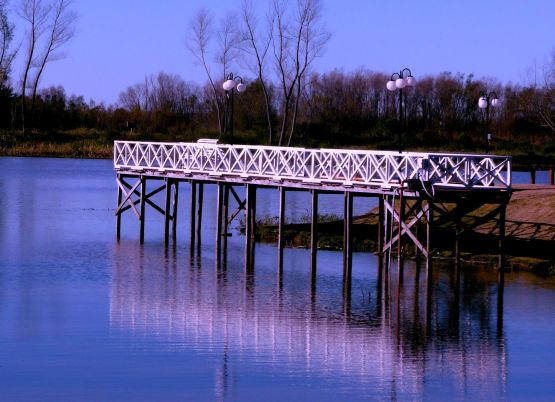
245;184;256;270
310;189;318;278
343;191;353;285
530;167;536;184
196;182;204;243
425;200;433;287
116;174;122;240
378;196;384;272
397;193;405;285
425;199;434;328
278;186;285;271
139;176;146;244
223;185;229;251
550;167;554;186
498;199;507;274
172;181;179;241
216;182;224;250
164;178;171;245
190;180;197;247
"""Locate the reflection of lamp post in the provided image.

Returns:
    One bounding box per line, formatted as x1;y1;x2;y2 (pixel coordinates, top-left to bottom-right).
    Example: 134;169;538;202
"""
478;91;499;153
222;73;246;144
386;68;416;153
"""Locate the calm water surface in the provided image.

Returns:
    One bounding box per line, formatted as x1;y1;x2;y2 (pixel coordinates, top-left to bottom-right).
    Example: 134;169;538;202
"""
0;157;554;401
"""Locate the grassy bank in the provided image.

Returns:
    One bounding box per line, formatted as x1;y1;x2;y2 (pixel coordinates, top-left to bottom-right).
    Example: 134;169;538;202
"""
0;129;113;159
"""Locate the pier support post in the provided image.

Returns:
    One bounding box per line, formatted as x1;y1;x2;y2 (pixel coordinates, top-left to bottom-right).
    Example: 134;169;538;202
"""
425;199;434;333
397;193;405;286
378;196;384;277
498;197;507;275
172;181;179;241
196;182;204;245
164;178;172;245
216;182;224;251
343;191;354;286
116;174;123;240
425;200;434;288
139;176;146;244
245;184;256;270
278;187;285;272
310;189;318;279
190;180;197;248
223;185;229;253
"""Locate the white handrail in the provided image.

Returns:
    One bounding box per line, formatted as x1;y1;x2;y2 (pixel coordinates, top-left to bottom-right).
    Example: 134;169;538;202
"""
114;141;512;190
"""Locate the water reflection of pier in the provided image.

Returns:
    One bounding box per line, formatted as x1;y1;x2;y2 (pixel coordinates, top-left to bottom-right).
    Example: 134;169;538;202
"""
110;244;507;400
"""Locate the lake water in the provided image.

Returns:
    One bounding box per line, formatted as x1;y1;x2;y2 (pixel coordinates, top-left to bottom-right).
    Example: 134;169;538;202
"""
0;156;554;401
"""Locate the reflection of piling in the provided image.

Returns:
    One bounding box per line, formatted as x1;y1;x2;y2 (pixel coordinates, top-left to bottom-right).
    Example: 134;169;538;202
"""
278;187;285;272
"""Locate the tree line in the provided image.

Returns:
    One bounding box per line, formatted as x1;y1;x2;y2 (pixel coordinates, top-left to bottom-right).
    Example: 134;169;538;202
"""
0;0;554;160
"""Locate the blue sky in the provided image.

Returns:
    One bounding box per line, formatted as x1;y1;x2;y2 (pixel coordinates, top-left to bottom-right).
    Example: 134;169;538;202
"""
8;0;555;105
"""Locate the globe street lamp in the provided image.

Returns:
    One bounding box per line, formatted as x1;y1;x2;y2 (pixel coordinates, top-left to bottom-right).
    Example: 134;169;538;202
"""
222;73;246;144
386;68;416;153
478;91;499;153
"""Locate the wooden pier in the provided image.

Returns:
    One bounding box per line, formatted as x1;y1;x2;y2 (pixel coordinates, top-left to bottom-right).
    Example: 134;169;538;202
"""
114;140;512;292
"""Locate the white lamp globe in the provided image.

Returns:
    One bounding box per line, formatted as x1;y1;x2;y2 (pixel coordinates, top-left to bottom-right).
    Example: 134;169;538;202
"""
478;97;487;109
386;80;397;91
223;79;236;91
236;82;246;93
490;98;499;107
395;78;406;89
406;76;416;86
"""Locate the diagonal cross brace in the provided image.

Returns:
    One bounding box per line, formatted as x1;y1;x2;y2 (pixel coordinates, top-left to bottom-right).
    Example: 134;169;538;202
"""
383;200;429;257
116;177;169;219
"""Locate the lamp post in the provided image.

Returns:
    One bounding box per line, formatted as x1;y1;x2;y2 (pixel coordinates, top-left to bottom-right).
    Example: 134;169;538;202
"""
222;73;246;144
478;91;499;154
386;68;416;153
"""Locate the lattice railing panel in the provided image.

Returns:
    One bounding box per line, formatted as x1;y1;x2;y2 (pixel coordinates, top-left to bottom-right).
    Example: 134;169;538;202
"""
114;141;511;189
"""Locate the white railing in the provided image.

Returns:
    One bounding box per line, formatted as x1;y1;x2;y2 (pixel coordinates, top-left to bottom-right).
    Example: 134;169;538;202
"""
114;141;512;190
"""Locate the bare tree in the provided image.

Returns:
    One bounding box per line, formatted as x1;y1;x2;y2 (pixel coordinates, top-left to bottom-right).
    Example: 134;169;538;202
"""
29;0;77;126
188;8;224;134
270;0;329;146
0;0;17;89
239;0;274;144
18;0;50;131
